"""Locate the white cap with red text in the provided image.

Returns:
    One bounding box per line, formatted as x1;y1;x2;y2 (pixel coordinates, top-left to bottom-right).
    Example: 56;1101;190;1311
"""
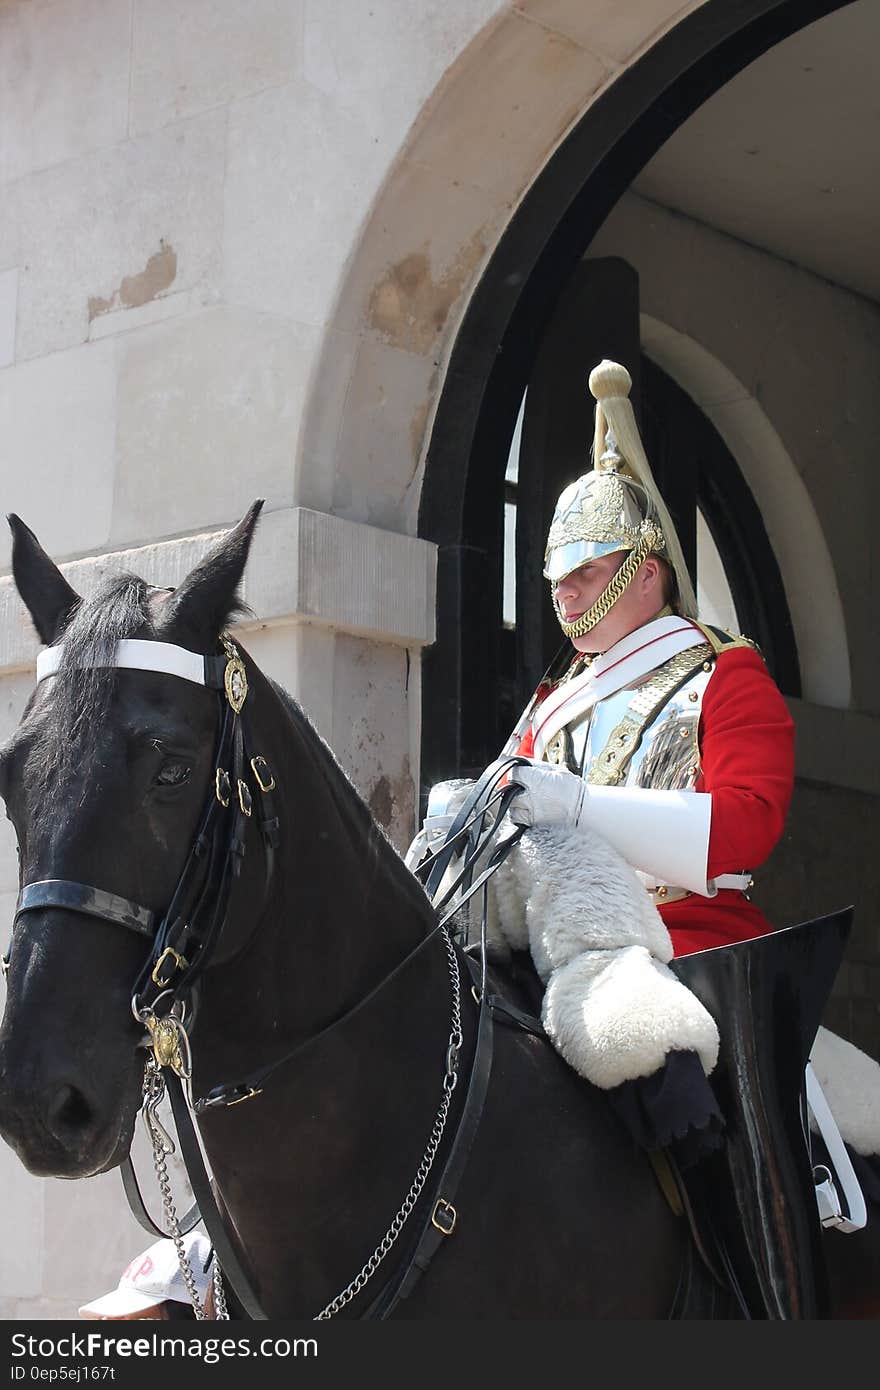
78;1231;212;1318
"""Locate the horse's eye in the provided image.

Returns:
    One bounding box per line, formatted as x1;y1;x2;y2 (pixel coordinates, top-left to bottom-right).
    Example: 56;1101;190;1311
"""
155;761;191;788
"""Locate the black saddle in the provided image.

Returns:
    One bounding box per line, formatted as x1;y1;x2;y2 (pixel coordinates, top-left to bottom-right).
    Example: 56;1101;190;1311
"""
670;905;853;1318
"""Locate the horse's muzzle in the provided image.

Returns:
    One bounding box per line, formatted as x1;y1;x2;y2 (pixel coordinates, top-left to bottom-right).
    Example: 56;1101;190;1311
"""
0;1047;137;1178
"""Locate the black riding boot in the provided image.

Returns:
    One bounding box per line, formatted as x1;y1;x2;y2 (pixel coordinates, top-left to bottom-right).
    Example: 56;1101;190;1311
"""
671;908;853;1319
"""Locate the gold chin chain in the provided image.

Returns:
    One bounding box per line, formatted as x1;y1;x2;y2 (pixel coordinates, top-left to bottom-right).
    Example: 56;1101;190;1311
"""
553;538;651;640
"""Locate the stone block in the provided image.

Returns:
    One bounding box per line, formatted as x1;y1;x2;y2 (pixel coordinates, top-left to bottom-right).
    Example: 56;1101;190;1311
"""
332;335;439;529
516;0;695;64
238;623;336;747
16;110;226;361
331;156;500;346
5;1296;71;1320
332;633;416;850
296;326;361;515
241;508;437;647
0;1150;43;1297
113;307;321;546
408;12;607;204
304;0;504;146
0;176;21;276
223;78;397;326
0;269;17;368
0;890;17;936
0;0;130;183
130;0;302;135
43;1168;156;1304
0;340;115;570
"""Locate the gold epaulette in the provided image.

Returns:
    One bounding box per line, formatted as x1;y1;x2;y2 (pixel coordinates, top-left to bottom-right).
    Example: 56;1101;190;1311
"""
692;620;762;658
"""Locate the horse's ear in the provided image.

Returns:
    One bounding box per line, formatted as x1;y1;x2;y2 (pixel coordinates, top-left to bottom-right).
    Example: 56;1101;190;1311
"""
8;514;81;646
163;500;264;647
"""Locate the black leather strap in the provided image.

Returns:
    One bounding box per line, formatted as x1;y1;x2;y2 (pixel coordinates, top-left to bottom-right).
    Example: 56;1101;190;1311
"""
202;654;228;690
16;881;155;937
194;919;449;1109
486;994;544;1037
421;756;529;902
120;1153;201;1239
365;954;495;1319
167;1073;269;1320
131;699;243;1009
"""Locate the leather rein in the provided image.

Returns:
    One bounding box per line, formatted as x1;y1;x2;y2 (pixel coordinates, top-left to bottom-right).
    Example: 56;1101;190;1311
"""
11;634;534;1320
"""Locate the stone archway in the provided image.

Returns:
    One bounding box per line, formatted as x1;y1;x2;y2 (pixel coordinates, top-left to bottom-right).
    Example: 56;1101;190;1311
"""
298;0;717;533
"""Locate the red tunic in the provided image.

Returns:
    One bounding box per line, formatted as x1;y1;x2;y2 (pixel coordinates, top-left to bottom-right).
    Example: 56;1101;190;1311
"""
516;645;795;959
660;646;794;956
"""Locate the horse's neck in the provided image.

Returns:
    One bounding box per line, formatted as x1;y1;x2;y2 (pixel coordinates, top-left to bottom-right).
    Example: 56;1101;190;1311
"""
195;669;438;1077
196;915;462;1318
197;665;457;1314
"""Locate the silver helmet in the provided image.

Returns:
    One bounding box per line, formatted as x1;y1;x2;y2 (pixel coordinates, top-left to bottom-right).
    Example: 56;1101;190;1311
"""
544;359;697;640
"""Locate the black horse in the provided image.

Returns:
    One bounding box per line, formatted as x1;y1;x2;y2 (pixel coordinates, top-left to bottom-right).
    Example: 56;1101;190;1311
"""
0;503;873;1319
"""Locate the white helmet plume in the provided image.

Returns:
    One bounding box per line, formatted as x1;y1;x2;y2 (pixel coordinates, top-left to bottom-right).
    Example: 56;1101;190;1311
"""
588;360;697;619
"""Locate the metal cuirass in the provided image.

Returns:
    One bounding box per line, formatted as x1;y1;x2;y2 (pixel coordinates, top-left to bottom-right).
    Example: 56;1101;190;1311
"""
543;650;715;792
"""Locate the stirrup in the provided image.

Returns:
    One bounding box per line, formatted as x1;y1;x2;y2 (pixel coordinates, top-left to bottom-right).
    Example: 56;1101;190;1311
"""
806;1062;868;1233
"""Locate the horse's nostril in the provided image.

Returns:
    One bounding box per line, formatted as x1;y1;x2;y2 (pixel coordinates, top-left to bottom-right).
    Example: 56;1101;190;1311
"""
46;1084;94;1140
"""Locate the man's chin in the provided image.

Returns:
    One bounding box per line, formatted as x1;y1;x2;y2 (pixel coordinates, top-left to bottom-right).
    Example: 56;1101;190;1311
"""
571;631;604;654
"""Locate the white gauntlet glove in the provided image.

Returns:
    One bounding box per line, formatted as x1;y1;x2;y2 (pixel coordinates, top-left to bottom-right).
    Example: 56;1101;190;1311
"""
508;763;586;828
508;760;714;897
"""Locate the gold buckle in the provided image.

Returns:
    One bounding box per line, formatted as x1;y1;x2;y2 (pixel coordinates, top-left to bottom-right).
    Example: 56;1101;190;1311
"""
650;886;691;905
151;946;188;989
238;779;253;817
431;1199;457;1236
222;637;247;714
250;756;276;792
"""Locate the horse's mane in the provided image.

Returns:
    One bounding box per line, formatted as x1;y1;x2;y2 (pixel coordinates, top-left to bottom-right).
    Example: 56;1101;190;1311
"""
28;575;155;816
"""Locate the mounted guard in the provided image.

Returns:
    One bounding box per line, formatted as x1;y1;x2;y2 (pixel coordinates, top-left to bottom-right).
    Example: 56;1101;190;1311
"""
410;359;877;1318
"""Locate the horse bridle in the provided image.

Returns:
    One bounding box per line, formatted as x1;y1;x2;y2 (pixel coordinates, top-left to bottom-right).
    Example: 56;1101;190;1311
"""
12;635;280;1034
6;633;286;1315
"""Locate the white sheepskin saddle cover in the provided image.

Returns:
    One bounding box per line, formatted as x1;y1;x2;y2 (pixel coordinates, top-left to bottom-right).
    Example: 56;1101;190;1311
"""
485;824;720;1090
484;824;880;1158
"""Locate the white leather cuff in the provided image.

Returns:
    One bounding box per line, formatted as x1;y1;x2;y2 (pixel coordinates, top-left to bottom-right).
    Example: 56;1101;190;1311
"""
576;785;713;897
